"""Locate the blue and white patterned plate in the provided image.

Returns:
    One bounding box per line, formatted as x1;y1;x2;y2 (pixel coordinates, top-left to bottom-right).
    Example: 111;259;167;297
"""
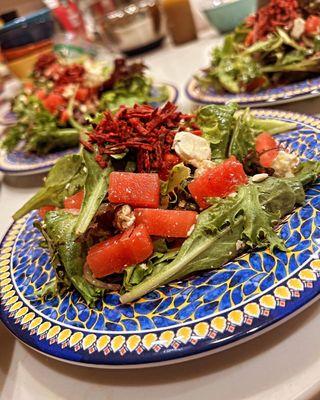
0;147;80;176
186;76;320;108
0;109;319;368
0;83;179;176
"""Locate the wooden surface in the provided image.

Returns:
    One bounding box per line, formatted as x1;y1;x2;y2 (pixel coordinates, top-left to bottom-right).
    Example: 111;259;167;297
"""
0;0;44;17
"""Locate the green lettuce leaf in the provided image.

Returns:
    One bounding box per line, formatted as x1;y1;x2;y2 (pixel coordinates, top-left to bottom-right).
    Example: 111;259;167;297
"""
276;28;306;52
198;34;264;94
249;117;297;135
196;105;297;163
26;128;79;154
216;55;262;94
279;50;306;66
100;75;168;112
45;210;103;305
13;154;86;220
262;54;320;73
238;184;285;250
75;150;113;236
228;109;257;162
123;249;179;291
195;103;238;160
230;111;297;161
197;26;320;94
123;264;154;292
288;160;320;186
161;163;191;195
2;95;79;154
243;35;283;55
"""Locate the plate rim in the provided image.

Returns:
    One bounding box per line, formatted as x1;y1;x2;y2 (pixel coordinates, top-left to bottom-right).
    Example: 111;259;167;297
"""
185;76;320;107
3;291;320;370
0;108;319;367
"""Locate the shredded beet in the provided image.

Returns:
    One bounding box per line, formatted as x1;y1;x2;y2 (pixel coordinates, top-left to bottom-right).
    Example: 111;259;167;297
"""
34;52;58;73
246;0;300;43
33;52;85;85
56;64;85;85
82;102;200;179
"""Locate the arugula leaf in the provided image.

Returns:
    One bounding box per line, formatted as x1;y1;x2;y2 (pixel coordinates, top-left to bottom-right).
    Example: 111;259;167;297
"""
243;29;304;57
207;34;236;69
239;185;285;250
153;239;169;253
254;177;304;216
75;150;113;236
120;168;317;303
45;210;103;305
13;154;86;220
221;34;236;56
33;220;71;297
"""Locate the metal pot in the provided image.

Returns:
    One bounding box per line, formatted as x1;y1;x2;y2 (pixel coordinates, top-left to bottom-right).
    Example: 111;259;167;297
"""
103;0;165;56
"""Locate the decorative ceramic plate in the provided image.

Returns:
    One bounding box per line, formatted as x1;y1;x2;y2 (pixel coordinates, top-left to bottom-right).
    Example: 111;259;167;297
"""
1;109;320;368
186;76;320;108
0;83;179;175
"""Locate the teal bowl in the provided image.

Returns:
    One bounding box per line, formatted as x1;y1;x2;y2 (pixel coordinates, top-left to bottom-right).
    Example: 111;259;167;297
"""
203;0;257;33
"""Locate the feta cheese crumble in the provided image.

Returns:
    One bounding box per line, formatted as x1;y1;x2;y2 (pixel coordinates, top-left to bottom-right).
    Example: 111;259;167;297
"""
291;18;305;40
271;150;299;178
194;160;216;177
173;131;211;167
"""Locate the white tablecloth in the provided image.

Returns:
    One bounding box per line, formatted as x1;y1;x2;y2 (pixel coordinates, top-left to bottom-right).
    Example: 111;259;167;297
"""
1;35;320;400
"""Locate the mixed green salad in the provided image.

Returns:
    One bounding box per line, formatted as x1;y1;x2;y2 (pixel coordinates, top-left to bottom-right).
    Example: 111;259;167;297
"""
13;102;320;304
198;0;320;94
2;53;168;155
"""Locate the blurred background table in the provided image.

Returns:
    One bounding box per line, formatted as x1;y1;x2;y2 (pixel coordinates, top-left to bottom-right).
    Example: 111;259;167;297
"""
1;33;320;400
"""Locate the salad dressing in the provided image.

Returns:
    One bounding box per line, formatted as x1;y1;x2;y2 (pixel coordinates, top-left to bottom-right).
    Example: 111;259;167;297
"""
161;0;197;44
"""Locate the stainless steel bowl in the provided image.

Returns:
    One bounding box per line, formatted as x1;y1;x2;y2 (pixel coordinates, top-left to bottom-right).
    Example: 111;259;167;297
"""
103;0;165;56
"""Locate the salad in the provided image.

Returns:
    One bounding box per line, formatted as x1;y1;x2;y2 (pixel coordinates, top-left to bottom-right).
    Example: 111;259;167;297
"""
13;102;320;305
197;0;320;94
2;53;169;155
